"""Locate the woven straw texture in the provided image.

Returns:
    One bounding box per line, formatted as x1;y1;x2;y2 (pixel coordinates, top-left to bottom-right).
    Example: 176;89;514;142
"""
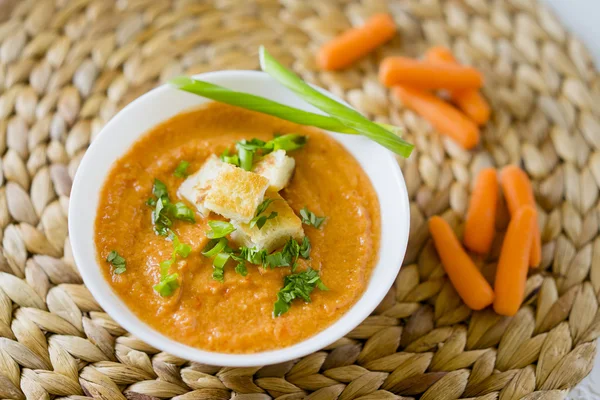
0;0;599;399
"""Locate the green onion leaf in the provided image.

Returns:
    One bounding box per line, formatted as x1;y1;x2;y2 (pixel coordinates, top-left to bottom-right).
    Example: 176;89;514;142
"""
271;134;307;152
273;268;327;317
107;250;126;274
153;273;179;297
202;238;228;257
221;149;240;166
299;207;326;228
237;146;253;171
169;202;196;223
174;160;190;178
207;220;236;239
153;231;192;297
171;233;191;258
259;46;414;158
170;76;356;134
212;252;230;282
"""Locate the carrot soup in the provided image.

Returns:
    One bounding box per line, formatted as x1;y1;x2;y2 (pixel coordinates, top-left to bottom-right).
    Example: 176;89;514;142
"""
94;102;381;353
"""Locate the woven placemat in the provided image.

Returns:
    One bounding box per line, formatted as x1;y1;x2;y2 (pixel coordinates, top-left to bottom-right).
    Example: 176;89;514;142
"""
0;0;598;399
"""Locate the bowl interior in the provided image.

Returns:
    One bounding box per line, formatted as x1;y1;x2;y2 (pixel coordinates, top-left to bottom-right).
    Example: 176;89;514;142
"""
69;71;410;366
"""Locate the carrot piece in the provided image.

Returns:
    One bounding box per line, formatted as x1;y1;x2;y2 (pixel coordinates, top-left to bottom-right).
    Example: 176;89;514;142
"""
379;56;484;90
393;86;480;149
424;47;491;125
493;206;536;316
464;168;498;254
499;165;541;267
429;216;495;310
316;14;397;71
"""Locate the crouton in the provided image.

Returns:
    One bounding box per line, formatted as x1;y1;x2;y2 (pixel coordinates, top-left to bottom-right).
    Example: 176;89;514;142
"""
231;191;304;253
178;155;225;216
204;163;270;222
252;150;295;191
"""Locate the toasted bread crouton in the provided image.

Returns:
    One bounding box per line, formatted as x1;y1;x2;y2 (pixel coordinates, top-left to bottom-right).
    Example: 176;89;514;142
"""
204;163;270;222
231;191;304;253
178;155;225;216
252;150;295;191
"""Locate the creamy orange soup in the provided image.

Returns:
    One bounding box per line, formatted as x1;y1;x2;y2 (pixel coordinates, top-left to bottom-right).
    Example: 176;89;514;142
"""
95;102;381;353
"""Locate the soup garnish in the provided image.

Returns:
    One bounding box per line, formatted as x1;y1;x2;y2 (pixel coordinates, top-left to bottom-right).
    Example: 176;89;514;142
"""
95;102;381;352
171;47;414;158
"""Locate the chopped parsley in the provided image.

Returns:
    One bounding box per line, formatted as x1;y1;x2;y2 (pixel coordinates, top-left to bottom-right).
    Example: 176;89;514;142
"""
147;179;196;236
300;207;326;228
234;246;267;266
107;251;126;274
249;199;278;229
234;262;248;276
153;232;191;297
173;161;190;178
206;221;235;239
300;236;311;259
273;268;328;317
223;134;308;171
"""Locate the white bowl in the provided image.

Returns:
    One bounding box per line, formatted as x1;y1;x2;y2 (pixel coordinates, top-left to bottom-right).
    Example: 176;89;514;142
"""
69;71;410;367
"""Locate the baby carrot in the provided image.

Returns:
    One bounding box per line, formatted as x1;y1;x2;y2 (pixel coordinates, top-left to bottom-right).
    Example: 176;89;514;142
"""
424;47;491;125
429;216;495;310
393;86;480;149
316;14;397;71
499;165;541;267
493;206;536;316
464;168;497;254
379;56;484;90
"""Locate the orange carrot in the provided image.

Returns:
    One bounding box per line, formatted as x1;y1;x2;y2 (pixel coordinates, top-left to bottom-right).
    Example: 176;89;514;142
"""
493;206;536;316
464;168;498;254
379;56;484;90
424;47;491;125
393;86;480;149
316;14;397;71
499;165;541;267
429;216;495;310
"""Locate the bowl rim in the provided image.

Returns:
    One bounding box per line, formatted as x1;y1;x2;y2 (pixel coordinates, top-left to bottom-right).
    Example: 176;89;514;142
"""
69;70;410;367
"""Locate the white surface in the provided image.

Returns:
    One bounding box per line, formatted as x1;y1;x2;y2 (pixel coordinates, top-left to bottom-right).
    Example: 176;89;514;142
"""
543;1;599;398
544;0;600;66
68;71;410;367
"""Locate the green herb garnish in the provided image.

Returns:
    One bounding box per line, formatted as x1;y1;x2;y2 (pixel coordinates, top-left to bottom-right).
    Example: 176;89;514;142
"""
107;251;126;274
169;48;414;157
206;221;235;239
270;134;307;152
202;238;228;257
148;179;196;236
300;207;326;228
153;232;191;297
300;236;311;259
235;262;248;276
259;46;413;157
249;199;278;229
235;246;268;266
212;252;230;282
221;149;240;167
273;268;328;317
264;237;307;269
174;161;190;178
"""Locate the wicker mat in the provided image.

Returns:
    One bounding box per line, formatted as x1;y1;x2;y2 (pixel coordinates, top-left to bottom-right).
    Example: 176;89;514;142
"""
0;0;598;399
